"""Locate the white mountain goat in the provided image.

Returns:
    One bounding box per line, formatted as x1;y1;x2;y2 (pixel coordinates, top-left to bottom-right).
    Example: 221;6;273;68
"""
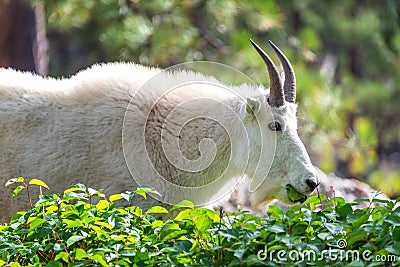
0;40;319;222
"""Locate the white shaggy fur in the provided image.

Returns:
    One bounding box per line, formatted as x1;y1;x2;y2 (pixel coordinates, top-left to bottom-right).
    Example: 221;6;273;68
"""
0;62;318;222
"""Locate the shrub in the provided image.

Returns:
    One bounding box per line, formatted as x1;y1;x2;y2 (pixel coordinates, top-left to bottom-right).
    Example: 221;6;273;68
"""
0;178;399;266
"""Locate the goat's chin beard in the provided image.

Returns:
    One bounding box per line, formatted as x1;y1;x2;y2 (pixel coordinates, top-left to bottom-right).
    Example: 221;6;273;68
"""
250;188;279;208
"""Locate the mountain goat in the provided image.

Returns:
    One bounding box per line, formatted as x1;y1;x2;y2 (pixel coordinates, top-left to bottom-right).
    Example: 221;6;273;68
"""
0;40;319;222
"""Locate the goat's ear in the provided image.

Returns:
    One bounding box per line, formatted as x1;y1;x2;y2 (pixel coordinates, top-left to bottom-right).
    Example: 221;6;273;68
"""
241;97;261;121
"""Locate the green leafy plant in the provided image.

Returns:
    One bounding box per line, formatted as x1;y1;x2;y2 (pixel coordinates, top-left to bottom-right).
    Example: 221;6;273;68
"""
5;177;50;209
0;178;399;266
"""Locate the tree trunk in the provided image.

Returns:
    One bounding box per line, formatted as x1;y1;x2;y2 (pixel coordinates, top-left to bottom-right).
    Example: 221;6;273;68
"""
0;0;48;75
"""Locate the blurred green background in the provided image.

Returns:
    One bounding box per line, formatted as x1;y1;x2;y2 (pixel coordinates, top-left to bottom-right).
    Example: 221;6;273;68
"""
29;0;400;197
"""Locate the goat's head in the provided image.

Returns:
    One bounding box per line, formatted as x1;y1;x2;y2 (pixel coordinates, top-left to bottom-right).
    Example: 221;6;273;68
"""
122;39;319;207
241;40;320;206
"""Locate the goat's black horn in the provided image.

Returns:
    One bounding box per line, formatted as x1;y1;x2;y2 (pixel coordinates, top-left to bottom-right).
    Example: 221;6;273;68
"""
269;40;296;103
249;39;284;107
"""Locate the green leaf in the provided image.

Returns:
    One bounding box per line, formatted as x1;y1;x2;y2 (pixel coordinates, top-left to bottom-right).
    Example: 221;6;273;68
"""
88;188;105;197
120;250;136;257
53;243;65;252
12;185;25;198
128;206;142;217
386;242;400;255
45;261;63;267
346;260;365;267
66;235;86;247
267;205;284;219
146;206;169;214
385;213;400;226
169;200;194;212
287;185;306;202
54;252;70;263
29;179;50;189
96;200;110;210
74;248;88;260
29;217;47;231
290;222;309;236
194;215;213;234
336;203;353;218
63;192;87;201
120;192;133;204
370;198;390;204
64;184;86;194
346;231;368;247
35;194;59;207
63;219;84;229
318;232;333;241
177;240;193;252
200;257;213;266
109;194;124;202
152;220;164;229
303;194;326;210
233;248;247;260
323;223;342;235
352;198;370;203
267;224;286;233
174;209;195;221
108;216;116;229
5;177;24;186
114;260;131;267
94;221;113;230
161;230;187;241
241;223;258;230
134;189;147;199
134;251;149;262
219;229;240;241
243;230;261;241
332;197;346;206
91;254;109;267
134;186;160;199
352;213;371;229
393;228;400;242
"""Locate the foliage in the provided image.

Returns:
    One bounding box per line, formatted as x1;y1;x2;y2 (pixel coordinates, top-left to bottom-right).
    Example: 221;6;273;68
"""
29;0;400;197
1;179;399;266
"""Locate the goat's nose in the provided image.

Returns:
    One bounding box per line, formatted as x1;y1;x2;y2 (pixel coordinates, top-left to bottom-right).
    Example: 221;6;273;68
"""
306;178;319;191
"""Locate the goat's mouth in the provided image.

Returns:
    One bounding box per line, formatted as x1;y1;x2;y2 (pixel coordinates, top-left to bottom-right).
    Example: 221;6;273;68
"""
286;185;307;203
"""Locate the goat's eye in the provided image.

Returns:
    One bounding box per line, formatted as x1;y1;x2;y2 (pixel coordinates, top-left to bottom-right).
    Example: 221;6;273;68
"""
268;121;282;131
